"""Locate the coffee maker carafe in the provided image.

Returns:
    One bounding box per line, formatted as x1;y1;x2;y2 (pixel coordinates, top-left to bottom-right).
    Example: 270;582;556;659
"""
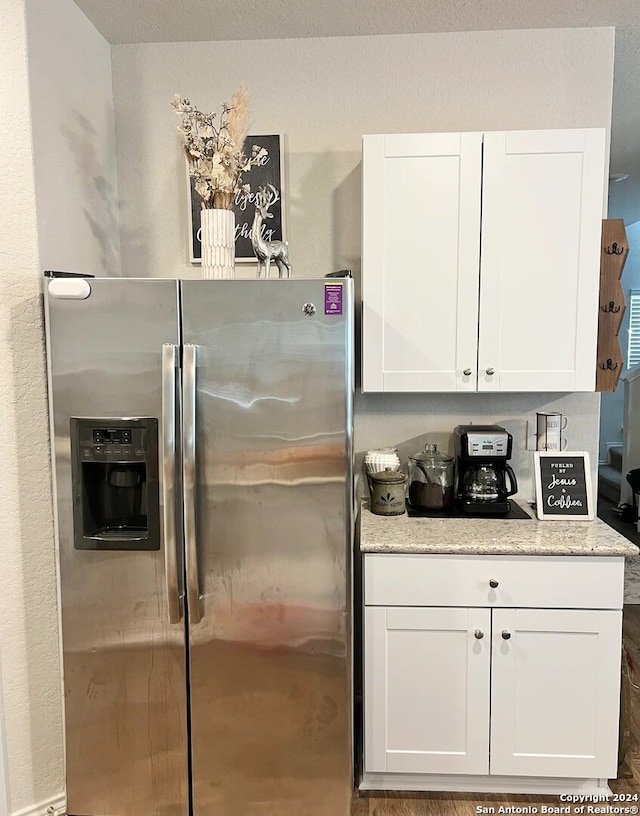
454;424;518;515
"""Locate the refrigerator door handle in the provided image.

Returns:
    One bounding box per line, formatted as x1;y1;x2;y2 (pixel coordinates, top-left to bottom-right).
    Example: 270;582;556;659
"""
162;343;183;624
183;343;203;624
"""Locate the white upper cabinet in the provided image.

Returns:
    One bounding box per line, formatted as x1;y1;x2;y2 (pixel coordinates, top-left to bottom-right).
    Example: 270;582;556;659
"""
478;130;606;392
362;132;483;392
362;128;606;393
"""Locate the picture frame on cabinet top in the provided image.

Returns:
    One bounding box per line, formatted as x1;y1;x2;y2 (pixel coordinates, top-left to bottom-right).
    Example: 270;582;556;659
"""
533;451;594;521
187;134;286;263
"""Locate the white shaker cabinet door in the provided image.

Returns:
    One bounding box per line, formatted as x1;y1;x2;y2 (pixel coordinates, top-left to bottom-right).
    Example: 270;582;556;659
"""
362;132;482;392
490;608;622;779
364;606;490;775
478;129;606;392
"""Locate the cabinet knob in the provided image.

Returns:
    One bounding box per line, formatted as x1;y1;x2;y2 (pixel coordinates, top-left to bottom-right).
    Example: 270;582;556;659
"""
501;631;511;640
463;368;472;376
486;367;495;376
474;629;484;639
489;579;499;588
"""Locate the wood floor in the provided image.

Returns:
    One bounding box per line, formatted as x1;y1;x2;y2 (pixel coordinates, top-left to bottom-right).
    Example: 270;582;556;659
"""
353;605;640;814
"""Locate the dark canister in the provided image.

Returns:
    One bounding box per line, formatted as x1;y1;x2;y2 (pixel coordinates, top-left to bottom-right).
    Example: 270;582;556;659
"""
369;468;407;516
408;443;454;510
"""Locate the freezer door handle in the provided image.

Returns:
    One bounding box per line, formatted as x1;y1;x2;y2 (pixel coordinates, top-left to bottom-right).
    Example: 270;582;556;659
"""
162;343;183;624
183;343;203;624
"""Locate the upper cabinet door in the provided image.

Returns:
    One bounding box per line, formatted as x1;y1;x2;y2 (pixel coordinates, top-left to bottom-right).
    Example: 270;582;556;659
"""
362;132;482;392
478;129;606;392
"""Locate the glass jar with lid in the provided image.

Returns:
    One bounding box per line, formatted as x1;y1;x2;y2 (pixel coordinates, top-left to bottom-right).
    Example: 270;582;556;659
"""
407;443;455;510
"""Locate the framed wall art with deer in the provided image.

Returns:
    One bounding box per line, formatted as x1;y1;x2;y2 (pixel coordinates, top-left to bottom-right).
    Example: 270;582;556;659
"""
187;134;285;263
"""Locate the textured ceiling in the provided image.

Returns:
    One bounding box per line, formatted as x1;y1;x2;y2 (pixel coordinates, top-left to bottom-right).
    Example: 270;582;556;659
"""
73;0;640;45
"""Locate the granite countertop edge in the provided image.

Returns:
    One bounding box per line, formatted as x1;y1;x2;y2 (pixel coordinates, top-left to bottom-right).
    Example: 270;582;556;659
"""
358;499;639;558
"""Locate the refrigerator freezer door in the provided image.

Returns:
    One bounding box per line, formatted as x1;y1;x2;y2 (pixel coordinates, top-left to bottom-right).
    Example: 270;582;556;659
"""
45;279;189;816
181;279;354;816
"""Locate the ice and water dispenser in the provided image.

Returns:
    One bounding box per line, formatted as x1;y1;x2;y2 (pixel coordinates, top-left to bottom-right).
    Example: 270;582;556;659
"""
70;418;160;550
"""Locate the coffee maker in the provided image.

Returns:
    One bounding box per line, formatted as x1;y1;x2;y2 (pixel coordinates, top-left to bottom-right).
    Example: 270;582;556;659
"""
454;424;518;515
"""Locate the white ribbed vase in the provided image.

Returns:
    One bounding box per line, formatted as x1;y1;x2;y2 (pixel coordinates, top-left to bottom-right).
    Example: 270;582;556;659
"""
200;208;235;279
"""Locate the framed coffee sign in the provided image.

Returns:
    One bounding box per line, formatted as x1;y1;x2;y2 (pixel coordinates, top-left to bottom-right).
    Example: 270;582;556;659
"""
534;452;594;521
188;134;285;263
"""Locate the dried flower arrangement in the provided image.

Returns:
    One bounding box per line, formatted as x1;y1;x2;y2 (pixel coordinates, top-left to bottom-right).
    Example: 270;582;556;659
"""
171;86;267;210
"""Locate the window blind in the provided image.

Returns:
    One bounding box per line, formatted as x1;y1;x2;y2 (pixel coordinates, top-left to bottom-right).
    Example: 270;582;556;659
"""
628;289;640;368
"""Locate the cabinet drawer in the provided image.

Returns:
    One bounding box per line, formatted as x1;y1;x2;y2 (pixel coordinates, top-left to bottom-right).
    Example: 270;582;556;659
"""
364;553;624;610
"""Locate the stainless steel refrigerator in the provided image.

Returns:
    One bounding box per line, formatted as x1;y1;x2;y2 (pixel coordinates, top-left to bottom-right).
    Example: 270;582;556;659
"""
44;276;354;816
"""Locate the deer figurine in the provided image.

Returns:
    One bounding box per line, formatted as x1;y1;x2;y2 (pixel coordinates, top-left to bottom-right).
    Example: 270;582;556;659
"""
250;184;292;279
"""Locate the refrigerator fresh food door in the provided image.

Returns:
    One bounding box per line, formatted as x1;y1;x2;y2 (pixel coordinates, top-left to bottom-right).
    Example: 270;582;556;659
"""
181;279;354;816
45;279;189;816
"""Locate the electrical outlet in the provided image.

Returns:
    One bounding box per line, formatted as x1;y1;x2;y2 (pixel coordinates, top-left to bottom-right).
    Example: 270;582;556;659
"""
525;419;538;451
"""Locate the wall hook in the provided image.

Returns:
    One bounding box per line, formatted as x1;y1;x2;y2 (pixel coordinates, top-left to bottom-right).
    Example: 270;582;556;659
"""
605;242;625;255
600;300;621;313
600;358;618;371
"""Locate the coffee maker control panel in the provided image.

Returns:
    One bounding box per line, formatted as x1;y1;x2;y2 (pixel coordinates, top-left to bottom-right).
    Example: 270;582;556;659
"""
465;430;508;458
454;424;513;461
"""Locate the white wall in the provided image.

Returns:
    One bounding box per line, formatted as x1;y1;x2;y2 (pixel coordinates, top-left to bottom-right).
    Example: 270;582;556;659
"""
112;28;614;281
607;27;640;227
0;652;9;816
0;1;119;814
27;0;121;278
112;27;614;498
0;1;61;813
597;25;640;466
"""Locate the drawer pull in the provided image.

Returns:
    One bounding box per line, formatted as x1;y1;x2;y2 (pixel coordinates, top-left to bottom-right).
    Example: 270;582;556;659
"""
501;630;511;640
489;579;499;588
474;629;484;639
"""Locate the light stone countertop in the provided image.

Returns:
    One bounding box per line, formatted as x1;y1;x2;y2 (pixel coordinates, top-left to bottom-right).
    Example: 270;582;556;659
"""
359;499;639;557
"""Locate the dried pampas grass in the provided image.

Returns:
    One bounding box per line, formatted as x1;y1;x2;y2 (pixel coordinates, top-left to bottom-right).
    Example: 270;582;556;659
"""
171;86;266;210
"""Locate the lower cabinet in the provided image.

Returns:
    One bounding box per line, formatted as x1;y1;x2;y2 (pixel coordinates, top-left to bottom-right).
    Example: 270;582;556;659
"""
490;608;622;779
365;606;490;775
362;554;624;788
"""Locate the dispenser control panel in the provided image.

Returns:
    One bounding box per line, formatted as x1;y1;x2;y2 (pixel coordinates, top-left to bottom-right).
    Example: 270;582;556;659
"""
79;424;147;462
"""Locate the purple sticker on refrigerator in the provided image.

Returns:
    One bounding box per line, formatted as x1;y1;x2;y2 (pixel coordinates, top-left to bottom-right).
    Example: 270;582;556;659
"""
324;284;343;316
